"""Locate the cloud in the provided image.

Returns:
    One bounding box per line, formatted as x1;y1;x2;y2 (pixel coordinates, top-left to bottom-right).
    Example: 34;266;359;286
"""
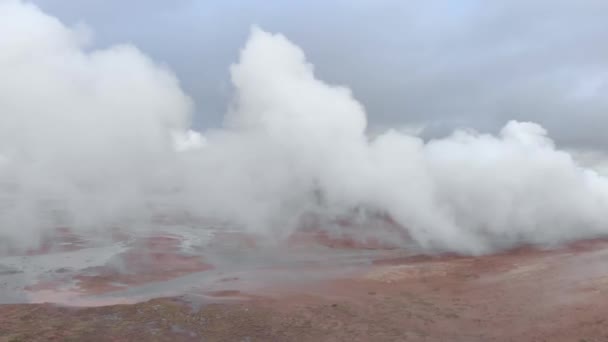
0;0;193;245
3;1;608;256
29;1;608;151
217;28;608;254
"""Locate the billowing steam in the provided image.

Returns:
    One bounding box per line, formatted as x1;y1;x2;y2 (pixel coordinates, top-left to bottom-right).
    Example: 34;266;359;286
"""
2;1;608;255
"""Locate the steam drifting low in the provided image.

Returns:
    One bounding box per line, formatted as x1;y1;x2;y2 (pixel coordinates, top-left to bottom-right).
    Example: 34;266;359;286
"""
1;1;608;255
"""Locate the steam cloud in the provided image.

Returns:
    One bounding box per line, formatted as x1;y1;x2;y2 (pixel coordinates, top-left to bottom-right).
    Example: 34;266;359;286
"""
2;0;608;255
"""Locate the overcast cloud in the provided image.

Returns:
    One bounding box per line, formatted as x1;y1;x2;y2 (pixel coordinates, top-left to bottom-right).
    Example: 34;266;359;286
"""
30;0;608;149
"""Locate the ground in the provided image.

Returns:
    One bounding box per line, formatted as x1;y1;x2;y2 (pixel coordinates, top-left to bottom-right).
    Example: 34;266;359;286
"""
2;231;608;341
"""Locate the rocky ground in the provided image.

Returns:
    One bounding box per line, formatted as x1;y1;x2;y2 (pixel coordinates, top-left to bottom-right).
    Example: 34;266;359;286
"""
2;231;608;341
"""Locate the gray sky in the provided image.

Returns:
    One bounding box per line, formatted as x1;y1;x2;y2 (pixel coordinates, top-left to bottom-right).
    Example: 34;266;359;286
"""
30;0;608;150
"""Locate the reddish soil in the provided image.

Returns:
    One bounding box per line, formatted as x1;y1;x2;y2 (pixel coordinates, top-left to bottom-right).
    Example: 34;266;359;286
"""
3;235;608;341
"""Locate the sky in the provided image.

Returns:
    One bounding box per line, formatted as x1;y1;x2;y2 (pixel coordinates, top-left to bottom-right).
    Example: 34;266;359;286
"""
30;0;608;150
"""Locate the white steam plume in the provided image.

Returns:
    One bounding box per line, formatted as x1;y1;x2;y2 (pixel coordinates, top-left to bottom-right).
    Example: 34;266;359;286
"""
2;1;608;255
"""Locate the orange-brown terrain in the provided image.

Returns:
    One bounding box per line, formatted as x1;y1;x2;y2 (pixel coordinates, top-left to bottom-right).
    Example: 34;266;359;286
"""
2;229;608;341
